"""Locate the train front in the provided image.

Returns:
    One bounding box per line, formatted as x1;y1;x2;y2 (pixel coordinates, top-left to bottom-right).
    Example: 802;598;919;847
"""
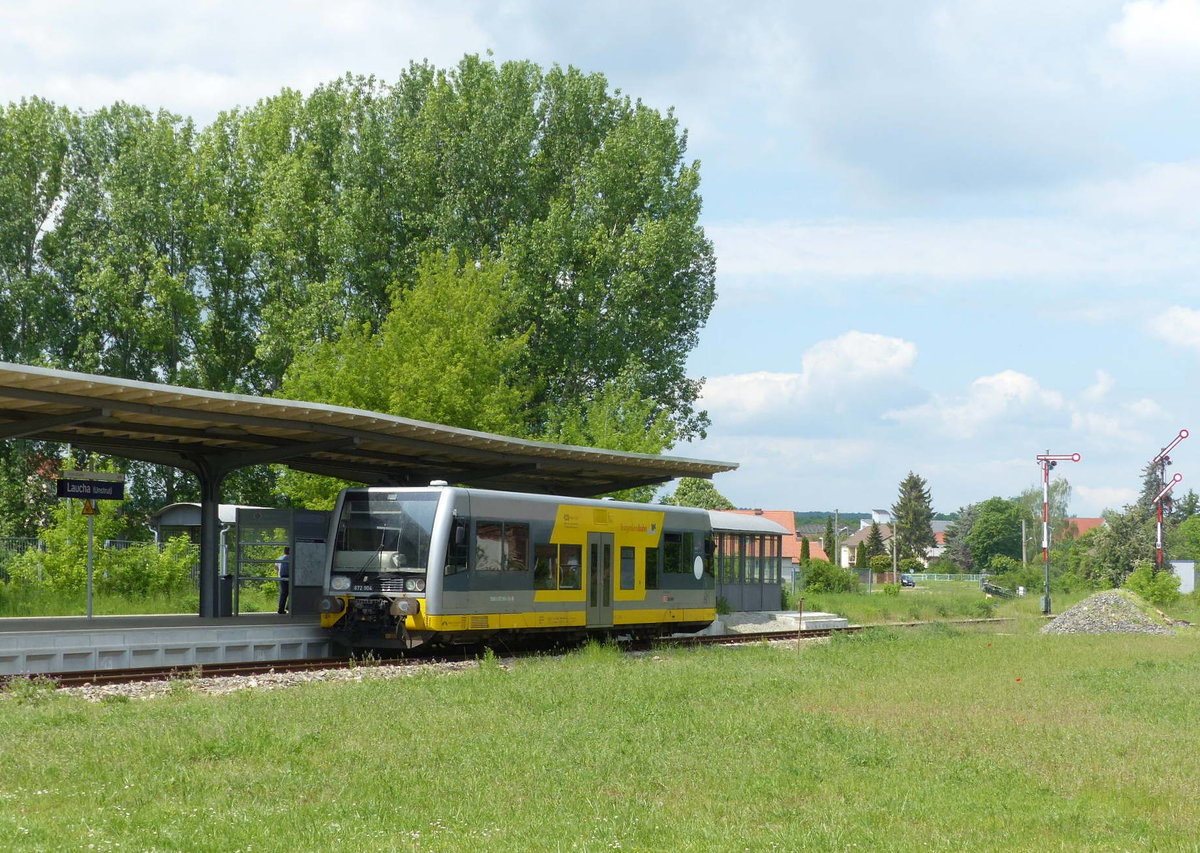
318;487;452;650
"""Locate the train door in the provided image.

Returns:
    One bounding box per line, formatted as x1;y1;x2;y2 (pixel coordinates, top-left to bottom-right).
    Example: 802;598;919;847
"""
586;531;614;628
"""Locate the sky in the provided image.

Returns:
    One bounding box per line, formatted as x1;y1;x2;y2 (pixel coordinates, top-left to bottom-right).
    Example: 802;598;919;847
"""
3;0;1199;517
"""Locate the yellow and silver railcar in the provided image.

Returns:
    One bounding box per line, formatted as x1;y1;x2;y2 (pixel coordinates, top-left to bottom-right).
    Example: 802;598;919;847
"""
319;483;716;649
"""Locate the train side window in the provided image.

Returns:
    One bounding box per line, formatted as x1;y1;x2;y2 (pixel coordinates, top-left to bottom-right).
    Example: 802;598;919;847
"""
534;544;557;589
645;546;659;589
559;544;582;590
476;523;504;571
505;523;529;572
663;532;692;573
619;546;636;590
475;521;530;571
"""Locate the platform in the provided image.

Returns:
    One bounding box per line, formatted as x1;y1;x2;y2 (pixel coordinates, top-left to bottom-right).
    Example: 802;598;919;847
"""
703;610;849;635
0;614;333;676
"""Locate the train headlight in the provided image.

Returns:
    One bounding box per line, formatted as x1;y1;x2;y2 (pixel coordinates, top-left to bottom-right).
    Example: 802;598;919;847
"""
389;597;421;617
331;575;351;591
319;596;347;614
404;578;426;593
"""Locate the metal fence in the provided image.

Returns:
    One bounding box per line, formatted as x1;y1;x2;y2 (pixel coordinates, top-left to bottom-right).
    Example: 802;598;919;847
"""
0;537;44;555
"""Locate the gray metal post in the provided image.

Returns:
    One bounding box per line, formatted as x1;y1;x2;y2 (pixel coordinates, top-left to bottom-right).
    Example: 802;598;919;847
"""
86;509;94;618
197;462;227;618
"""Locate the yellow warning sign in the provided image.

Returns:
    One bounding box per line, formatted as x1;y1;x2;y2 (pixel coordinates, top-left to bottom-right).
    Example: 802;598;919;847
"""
81;499;97;516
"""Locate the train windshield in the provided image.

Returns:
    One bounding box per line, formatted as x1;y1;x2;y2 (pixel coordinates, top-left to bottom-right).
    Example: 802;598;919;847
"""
333;492;440;574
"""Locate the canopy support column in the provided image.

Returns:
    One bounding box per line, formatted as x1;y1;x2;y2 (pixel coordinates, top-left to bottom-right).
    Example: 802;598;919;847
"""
195;458;230;618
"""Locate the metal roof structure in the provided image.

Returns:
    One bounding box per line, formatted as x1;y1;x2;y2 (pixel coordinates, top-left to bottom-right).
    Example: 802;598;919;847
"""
0;362;735;495
0;362;737;616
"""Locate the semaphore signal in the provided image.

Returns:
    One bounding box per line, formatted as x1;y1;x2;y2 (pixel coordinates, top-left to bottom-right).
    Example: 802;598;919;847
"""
1035;452;1081;616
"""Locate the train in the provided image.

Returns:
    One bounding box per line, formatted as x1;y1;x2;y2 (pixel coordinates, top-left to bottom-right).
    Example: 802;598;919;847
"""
317;482;721;650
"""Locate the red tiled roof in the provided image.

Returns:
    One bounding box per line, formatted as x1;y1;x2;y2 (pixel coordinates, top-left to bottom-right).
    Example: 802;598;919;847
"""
1064;517;1105;538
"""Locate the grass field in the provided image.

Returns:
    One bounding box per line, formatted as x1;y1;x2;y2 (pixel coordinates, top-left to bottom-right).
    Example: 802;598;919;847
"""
3;621;1199;851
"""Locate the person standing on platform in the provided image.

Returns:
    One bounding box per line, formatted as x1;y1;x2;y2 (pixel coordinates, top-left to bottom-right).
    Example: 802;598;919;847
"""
276;546;291;614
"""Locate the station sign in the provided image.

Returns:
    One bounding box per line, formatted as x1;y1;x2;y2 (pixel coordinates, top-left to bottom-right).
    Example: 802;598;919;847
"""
56;470;126;500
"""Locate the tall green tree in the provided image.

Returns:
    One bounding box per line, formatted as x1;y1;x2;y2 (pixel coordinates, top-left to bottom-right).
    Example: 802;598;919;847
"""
865;521;887;560
1167;515;1200;561
823;516;835;564
940;504;976;571
966;497;1025;569
277;253;533;507
0;97;74;363
892;472;936;562
1090;506;1154;587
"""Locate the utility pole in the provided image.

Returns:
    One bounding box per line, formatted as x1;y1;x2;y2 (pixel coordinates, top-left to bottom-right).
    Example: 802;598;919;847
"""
1035;452;1080;615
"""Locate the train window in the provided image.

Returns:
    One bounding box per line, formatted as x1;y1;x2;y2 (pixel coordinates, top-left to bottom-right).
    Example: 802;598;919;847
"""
446;519;469;575
475;521;530;572
506;523;529;571
476;523;504;571
534;544;557;589
663;532;692;573
619;546;636;590
645;546;659;590
559;544;582;589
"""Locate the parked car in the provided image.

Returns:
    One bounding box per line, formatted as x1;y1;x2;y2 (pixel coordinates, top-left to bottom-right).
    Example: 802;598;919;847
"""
900;574;916;587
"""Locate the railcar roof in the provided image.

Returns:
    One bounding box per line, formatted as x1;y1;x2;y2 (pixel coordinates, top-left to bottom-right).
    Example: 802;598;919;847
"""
0;362;736;496
709;510;789;535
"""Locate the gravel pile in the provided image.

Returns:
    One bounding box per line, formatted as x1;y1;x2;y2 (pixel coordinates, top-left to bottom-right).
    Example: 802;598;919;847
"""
1041;589;1178;636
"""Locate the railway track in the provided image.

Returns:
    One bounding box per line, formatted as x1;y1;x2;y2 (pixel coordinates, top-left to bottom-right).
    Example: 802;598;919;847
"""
11;617;1014;690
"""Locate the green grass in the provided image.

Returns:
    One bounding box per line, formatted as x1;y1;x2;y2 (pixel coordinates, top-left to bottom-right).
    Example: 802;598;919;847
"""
793;581;1104;627
3;626;1200;850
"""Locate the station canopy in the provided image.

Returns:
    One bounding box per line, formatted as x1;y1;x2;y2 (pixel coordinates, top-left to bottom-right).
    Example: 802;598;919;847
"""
0;362;736;496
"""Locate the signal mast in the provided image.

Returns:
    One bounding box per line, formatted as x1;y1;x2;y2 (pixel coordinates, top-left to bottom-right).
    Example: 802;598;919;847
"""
1035;452;1080;615
1151;429;1188;574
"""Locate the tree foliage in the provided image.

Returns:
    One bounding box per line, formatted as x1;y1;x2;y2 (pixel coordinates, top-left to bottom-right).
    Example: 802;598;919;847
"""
1124;560;1181;606
0;55;717;516
801;560;859;594
865;521;886;560
891;472;936;561
660;478;735;510
6;497;196;597
966;497;1025;569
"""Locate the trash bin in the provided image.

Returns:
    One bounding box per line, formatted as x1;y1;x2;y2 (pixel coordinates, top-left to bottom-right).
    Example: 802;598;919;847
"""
218;573;233;617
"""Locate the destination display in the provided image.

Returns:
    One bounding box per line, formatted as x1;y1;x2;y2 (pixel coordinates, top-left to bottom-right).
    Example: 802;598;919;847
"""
56;479;125;500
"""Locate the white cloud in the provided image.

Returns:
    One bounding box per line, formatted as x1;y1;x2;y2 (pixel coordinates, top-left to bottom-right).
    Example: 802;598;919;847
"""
0;1;490;119
700;331;916;423
709;217;1200;284
1081;370;1114;402
1075;483;1137;513
1108;0;1200;72
1064;160;1200;224
885;370;1066;438
1148;305;1200;352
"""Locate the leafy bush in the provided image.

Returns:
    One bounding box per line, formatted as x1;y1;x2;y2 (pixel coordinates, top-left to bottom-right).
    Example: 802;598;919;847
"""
971;599;997;618
898;557;925;574
868;554;892;573
802;560;860;594
1124;560;1181;606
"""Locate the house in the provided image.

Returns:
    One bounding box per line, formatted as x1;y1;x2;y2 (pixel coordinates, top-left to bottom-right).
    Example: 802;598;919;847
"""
1063;517;1105;539
837;516;953;568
